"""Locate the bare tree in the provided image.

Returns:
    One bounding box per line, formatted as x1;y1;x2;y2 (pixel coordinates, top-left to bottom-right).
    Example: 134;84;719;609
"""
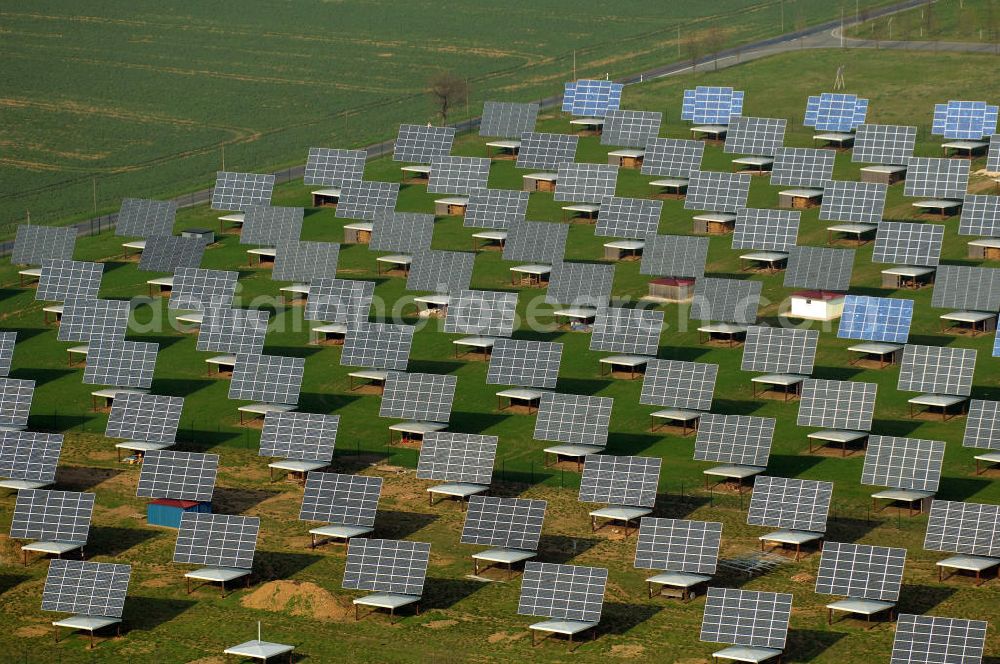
685;32;703;72
705;27;724;71
428;72;468;125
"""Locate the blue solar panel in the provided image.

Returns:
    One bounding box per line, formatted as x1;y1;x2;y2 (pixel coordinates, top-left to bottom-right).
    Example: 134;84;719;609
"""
681;86;745;124
562;80;623;117
992;333;1000;358
837;295;913;343
932;100;1000;139
804;93;869;132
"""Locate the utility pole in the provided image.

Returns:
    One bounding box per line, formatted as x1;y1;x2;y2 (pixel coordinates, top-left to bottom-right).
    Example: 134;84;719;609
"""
572;50;576;80
841;8;845;47
888;16;893;40
677;27;681;57
221;145;226;171
92;177;97;214
780;0;784;33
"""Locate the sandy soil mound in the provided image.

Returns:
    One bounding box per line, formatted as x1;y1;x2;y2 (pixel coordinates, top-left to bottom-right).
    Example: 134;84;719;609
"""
241;580;351;622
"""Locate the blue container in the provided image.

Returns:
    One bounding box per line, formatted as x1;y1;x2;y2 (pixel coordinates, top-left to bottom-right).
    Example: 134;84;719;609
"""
147;499;211;528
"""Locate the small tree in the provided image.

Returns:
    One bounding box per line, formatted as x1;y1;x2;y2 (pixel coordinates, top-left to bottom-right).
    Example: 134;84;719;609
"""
428;72;467;125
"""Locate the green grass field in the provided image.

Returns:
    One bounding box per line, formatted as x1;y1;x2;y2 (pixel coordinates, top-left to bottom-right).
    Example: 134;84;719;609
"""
2;47;1000;662
850;0;1000;42
0;0;902;233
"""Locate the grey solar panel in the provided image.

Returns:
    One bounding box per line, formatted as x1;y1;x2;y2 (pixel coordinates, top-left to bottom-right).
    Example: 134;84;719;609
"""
959;194;1000;237
797;379;877;431
518;562;608;622
741;326;818;375
10;489;95;542
815;541;906;602
229;353;304;405
138;236;206;273
41;559;131;619
105;392;183;444
819;180;888;225
137;449;219;502
641;137;705;177
427;156;491;195
862;435;946;492
239;206;304;246
82;340;158;389
36;259;103;302
211;171;274;211
303;148;367;187
272;240;340;283
600;110;662;148
904;157;970;200
639;235;708;278
0;431;61;483
12;225;76;265
924;500;1000;558
990;134;1000;172
444;289;518;338
747;476;833;533
406;249;475;294
0;378;34;429
343;538;431;596
393;124;455;163
684;171;751;213
340;322;413;371
694;414;775;467
462;188;529;229
852;124;917;164
783;246;855;292
0;331;16;377
589;306;664;356
898;344;976;396
196;307;269;355
594;197;662;239
58;299;131;343
691;277;761;324
770;147;836;188
169;268;238;312
931;265;1000;311
502;220;568;264
116;198;176;238
486;338;562;389
700;588;792;650
299;472;382;527
335;181;400;221
304;278;375;324
579;454;660;508
732;208;800;252
174;513;259;569
533;392;613;447
872;222;944;266
369;211;434;254
260;411;338;462
545;261;614;307
480;102;539;138
639;359;718;411
890;614;987;664
516;132;579;170
416;432;497;485
554;163;618;204
723;116;787;155
380;371;457;423
461;495;547;550
963;400;1000;449
634;517;722;575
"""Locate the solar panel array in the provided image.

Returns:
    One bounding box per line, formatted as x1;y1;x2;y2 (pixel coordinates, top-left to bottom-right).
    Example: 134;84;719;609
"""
480;101;539;138
554;163;618;204
819;180;888;225
837;295;913;343
36;259;103;302
260;411;339;462
872;221;944;266
690;277;761;324
462;188;529;229
58;298;131;343
959;194;1000;237
684;171;751;213
640;359;718;411
12;225;76;265
41;559;131;619
116;198;176;238
600;109;662;148
932;100;999;139
747;476;833;533
11;489;95;542
406;249;475;294
174;513;260;569
196;307;269;354
138;236;206;273
82;340;158;389
723;116;787;155
741;326;818;375
964;400;1000;450
770;147;836;188
700;588;792;650
0;431;61;483
634;518;723;574
106;392;183;444
639;234;708;278
335;181;400;221
562;79;623;117
136;449;219;502
211;172;274;211
0;331;15;377
852;124;917;164
903;157;970;200
533;392;613;447
515;132;579;170
589;306;664;357
272;240;340;283
924;500;1000;558
694;414;775;467
380;371;457;423
169;268;238;312
240;206;304;246
299;472;382;527
342;538;431;596
804;93;869;132
427;156;491;195
862;435;946;492
229;353;304;405
545;261;614;308
0;378;34;429
444;289;518;338
341;322;413;371
594;196;662;239
518;562;608;622
304;278;375;324
890;614;988;664
797;379;877;431
783;246;855;292
393;124;455;163
732;208;800;252
931;265;1000;311
416;431;497;485
579;454;661;508
369;212;434;254
486;338;563;389
303;148;367;187
681;86;745;124
815;541;906;601
898;344;976;396
461;495;547;551
502;220;569;264
640;138;705;177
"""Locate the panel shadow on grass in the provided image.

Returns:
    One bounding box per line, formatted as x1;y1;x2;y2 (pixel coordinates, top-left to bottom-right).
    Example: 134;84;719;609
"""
422;577;483;611
448;411;508;435
554;376;614;395
254;551;324;581
938;476;993;502
124;596;197;633
767;454;825;478
657;344;712;363
0;573;30;596
212;486;277;514
536;534;599;565
599;602;660;635
869;419;922;437
90;526;158;559
825;516;880;543
12;367;75;387
259;345;322;360
709;399;764;416
897;584;956;615
650;492;711;520
810;365;865;381
607;433;663;456
375;510;437;540
405;359;466;375
150;377;215;399
54;465;122;492
783;629;846;661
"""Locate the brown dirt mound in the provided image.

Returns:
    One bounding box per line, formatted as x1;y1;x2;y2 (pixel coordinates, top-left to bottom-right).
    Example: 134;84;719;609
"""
241;580;351;622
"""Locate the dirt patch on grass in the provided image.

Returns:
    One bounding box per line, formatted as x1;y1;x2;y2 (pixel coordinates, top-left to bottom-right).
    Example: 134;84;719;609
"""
241;580;352;622
791;572;816;584
487;630;528;644
610;645;645;658
186;657;228;664
14;624;48;638
424;619;458;629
